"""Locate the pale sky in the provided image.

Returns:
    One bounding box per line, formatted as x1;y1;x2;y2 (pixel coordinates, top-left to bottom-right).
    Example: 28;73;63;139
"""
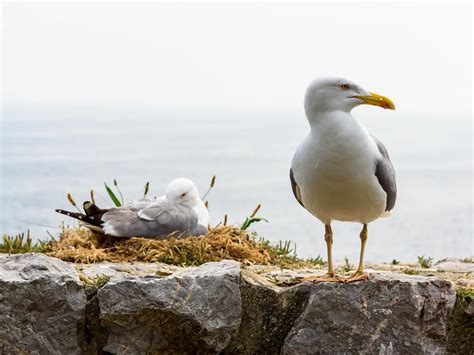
3;2;472;117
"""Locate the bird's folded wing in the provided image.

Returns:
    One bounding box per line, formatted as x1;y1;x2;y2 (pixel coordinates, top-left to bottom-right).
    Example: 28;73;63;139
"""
101;202;198;238
371;135;397;211
289;168;305;208
138;202;199;232
124;198;159;211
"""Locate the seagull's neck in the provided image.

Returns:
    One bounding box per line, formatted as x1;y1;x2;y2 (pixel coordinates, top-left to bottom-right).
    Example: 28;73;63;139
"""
305;110;379;162
306;110;374;151
307;110;358;131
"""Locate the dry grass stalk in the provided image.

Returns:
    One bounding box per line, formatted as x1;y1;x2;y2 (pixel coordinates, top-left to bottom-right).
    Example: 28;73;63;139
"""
67;193;82;213
250;204;261;218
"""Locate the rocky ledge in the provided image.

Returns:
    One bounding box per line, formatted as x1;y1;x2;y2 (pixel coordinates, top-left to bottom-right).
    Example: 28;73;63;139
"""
0;253;472;354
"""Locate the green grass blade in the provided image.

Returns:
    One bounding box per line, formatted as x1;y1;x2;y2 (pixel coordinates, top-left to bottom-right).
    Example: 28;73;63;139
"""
104;182;122;207
240;216;269;231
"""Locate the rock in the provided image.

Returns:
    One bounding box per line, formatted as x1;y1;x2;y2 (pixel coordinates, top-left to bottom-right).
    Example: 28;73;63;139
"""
0;253;466;354
81;284;108;354
435;258;474;274
78;261;182;281
0;253;86;355
467;301;474;316
98;260;241;354
224;269;311;354
282;272;456;354
446;296;474;354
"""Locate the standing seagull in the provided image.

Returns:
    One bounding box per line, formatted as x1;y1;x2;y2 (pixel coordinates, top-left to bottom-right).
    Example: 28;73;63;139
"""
56;178;209;238
290;76;396;283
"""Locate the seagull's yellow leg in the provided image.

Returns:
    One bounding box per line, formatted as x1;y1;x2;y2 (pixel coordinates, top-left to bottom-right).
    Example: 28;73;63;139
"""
344;224;370;283
303;224;342;283
325;224;335;276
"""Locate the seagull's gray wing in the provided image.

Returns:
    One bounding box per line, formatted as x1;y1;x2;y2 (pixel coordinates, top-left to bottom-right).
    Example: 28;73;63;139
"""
124;198;159;211
101;202;205;238
371;135;397;211
289;168;304;208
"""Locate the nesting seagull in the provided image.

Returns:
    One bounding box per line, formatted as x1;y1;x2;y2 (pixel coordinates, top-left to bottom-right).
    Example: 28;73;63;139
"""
56;178;209;238
290;76;396;283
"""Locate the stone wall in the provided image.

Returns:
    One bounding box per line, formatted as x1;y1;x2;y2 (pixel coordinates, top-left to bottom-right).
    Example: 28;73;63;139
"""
0;253;471;354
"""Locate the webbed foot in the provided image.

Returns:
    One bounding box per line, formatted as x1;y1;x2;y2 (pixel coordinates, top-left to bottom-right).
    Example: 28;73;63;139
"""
302;273;344;283
343;271;369;283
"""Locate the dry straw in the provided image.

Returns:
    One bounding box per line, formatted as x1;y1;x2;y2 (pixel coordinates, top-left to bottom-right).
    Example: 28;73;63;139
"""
47;225;273;265
46;222;317;268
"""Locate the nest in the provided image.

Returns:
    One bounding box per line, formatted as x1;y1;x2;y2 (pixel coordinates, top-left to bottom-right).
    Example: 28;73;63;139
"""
47;226;275;265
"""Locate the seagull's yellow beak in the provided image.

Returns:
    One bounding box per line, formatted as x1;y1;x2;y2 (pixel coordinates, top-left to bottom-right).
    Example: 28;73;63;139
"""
354;92;396;110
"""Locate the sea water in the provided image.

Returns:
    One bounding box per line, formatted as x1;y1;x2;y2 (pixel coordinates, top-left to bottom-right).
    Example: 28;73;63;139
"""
1;107;472;262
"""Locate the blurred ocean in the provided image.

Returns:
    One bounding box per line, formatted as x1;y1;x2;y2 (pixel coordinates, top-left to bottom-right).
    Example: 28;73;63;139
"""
1;107;472;262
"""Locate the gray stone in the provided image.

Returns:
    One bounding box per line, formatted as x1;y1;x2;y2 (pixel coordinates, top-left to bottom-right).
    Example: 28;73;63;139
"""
282;272;456;354
98;260;241;354
0;253;465;354
224;269;311;355
0;253;86;355
446;296;474;354
434;258;474;274
467;301;474;316
78;261;182;282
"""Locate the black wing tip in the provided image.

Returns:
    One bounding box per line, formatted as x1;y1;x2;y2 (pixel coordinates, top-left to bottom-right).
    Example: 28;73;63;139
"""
55;209;75;218
385;190;397;212
55;208;102;226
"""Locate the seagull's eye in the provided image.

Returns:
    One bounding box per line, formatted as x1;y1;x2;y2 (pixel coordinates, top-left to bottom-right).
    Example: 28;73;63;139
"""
340;84;350;90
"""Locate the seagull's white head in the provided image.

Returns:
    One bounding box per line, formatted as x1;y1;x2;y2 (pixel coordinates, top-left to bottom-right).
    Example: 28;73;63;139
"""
165;178;201;206
304;76;395;118
165;178;210;226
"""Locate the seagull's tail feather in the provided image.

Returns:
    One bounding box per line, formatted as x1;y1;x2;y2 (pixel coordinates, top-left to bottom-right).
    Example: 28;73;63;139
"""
78;222;104;234
55;208;103;227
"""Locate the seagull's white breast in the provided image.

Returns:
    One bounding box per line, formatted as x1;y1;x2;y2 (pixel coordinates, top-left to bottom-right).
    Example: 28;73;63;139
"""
291;112;387;224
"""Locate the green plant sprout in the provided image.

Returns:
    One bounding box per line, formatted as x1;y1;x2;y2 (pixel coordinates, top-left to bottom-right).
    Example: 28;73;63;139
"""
417;255;433;269
342;257;352;273
0;231;54;254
